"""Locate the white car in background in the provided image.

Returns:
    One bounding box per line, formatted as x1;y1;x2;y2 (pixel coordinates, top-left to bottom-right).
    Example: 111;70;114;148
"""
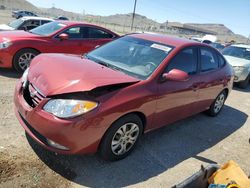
0;16;53;31
222;44;250;88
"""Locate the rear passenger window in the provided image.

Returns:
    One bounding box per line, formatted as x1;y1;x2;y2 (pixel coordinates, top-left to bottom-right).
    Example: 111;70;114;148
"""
166;48;197;75
88;27;113;38
218;55;226;67
200;48;219;72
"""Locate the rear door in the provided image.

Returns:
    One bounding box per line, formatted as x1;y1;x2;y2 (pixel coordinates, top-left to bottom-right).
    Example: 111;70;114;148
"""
81;26;116;53
153;47;201;129
195;46;226;111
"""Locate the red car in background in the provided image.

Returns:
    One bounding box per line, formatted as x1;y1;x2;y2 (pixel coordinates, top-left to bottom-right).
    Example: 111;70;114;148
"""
14;34;234;161
0;21;119;72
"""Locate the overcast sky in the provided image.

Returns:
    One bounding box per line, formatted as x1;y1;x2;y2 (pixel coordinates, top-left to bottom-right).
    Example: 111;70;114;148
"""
27;0;250;37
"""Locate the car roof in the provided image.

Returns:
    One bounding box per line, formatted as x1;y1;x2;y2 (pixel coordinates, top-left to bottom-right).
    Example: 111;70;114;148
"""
55;20;115;29
55;20;88;25
231;44;250;49
21;16;54;21
128;33;200;48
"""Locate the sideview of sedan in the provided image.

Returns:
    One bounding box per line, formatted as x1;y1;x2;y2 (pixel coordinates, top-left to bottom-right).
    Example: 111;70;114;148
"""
0;21;119;72
14;34;234;161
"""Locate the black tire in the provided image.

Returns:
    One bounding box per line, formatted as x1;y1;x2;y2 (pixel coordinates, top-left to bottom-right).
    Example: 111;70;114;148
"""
99;114;143;161
206;90;227;117
13;48;40;73
238;75;250;89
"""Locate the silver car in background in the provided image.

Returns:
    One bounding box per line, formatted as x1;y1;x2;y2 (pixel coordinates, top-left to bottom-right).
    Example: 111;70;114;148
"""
0;17;53;31
222;44;250;88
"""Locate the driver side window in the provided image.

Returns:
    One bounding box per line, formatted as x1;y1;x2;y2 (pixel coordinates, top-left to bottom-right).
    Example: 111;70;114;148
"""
165;48;197;75
61;27;83;39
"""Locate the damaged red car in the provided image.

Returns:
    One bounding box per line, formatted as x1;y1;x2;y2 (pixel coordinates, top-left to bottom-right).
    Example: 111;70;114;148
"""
14;33;234;161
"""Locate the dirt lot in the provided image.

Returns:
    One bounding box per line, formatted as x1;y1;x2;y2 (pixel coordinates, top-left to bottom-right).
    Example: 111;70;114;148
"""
0;67;249;188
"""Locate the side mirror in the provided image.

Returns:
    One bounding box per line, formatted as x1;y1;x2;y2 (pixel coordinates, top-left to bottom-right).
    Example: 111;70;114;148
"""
162;69;189;82
58;33;69;40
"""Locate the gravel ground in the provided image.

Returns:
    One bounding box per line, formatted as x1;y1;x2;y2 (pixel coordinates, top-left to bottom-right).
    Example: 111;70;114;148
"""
0;68;249;188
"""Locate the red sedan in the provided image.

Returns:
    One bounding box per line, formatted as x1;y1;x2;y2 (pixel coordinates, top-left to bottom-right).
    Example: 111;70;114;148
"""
0;21;118;72
14;33;234;161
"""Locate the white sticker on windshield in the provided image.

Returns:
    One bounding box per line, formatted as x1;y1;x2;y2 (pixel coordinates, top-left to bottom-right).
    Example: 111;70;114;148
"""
151;43;172;52
246;48;250;52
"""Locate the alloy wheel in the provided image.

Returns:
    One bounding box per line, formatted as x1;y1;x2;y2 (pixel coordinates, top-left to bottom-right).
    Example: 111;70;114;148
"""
214;93;225;113
18;52;36;71
111;123;140;155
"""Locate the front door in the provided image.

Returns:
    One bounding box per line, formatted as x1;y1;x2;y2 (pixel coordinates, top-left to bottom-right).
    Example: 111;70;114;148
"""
153;47;200;129
51;26;86;55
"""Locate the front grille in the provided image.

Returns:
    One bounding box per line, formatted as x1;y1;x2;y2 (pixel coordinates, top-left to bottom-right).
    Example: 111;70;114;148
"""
23;82;45;108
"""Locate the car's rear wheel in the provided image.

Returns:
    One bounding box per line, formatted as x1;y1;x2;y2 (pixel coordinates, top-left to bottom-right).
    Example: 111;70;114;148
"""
207;90;227;116
13;48;39;73
99;114;143;161
238;74;250;89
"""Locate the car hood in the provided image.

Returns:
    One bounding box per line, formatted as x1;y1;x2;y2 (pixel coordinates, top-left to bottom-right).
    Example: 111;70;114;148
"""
224;55;250;67
0;24;15;31
0;30;40;41
28;53;140;96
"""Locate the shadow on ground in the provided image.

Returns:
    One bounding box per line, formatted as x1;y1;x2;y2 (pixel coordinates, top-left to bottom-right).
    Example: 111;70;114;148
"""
27;105;248;187
0;68;21;78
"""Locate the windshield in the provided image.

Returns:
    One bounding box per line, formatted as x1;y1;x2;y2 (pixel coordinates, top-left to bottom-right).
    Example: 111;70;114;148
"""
29;21;66;36
8;19;24;29
222;46;250;60
86;36;173;80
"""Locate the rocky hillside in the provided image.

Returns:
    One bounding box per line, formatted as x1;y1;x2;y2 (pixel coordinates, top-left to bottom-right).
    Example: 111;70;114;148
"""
187;23;234;35
88;13;159;27
0;0;39;12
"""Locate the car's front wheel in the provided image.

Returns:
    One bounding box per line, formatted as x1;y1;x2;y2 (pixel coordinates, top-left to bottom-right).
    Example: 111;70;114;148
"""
207;90;227;116
13;48;40;72
99;114;143;161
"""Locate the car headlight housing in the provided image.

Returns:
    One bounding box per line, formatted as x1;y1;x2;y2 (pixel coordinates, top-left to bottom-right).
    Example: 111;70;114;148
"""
43;99;98;118
233;66;246;72
0;40;12;49
21;67;29;88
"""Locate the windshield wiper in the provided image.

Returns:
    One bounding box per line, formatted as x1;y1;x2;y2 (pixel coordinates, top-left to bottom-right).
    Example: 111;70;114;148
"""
85;55;111;68
85;54;124;73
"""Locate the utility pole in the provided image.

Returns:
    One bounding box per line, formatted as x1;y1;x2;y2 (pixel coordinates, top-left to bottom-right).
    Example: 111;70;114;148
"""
131;0;137;31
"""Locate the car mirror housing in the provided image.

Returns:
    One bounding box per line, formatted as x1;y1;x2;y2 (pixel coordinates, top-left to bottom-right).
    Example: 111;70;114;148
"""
162;69;189;82
59;33;69;40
